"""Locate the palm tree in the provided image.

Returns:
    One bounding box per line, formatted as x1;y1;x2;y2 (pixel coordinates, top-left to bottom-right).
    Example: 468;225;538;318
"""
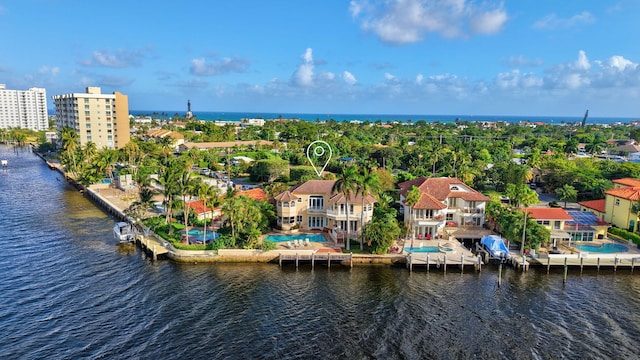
176;169;200;243
198;182;220;245
356;168;380;251
555;184;577;208
157;160;180;231
332;165;359;251
60;127;80;177
405;185;422;248
518;186;539;255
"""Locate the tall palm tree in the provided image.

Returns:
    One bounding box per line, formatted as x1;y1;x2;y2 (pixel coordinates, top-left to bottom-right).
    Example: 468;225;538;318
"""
176;169;200;243
157;160;180;231
332;165;359;251
405;185;422;248
60;127;80;177
356;168;380;251
198;182;220;244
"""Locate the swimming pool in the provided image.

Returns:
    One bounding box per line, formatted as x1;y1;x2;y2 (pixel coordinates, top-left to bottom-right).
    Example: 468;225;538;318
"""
409;246;441;253
184;229;220;243
264;234;326;243
575;243;629;253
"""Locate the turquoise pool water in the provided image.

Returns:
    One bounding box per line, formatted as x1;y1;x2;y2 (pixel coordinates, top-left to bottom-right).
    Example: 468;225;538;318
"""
575;243;629;253
409;246;441;253
184;229;219;243
265;234;326;243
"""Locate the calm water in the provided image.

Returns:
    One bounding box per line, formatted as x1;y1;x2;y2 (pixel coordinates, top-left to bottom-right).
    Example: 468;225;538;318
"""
1;145;639;360
128;110;638;125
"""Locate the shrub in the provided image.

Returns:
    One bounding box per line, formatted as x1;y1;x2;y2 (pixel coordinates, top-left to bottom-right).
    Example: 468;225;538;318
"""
608;227;640;245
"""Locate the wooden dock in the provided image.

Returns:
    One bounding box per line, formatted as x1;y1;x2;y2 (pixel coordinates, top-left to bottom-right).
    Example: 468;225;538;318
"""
136;234;169;261
278;251;353;269
406;252;483;273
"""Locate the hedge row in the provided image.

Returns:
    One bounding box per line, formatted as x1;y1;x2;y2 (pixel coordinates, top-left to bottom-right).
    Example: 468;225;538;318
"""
608;227;640;245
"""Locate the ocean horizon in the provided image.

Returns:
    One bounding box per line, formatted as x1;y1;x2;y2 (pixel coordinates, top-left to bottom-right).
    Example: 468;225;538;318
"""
48;109;639;125
128;110;638;125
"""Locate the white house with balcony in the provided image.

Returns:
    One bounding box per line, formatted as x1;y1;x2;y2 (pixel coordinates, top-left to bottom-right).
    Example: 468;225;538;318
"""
398;177;490;240
273;180;376;240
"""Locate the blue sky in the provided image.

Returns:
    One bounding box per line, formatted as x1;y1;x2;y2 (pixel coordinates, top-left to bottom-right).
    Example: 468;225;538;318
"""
1;0;639;117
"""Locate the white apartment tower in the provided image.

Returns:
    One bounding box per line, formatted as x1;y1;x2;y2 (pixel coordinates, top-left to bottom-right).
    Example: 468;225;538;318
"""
0;84;49;130
52;87;130;149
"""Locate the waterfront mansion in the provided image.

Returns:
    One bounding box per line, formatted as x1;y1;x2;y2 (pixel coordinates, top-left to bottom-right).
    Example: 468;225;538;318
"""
398;177;491;240
274;180;376;237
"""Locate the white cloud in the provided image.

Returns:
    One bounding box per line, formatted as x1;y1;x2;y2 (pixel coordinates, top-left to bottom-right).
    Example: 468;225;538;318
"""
504;55;543;68
79;49;145;68
343;71;357;85
495;70;542;90
533;11;595;30
600;55;638;72
38;65;59;76
190;56;249;76
573;50;591;71
350;0;508;44
292;48;315;87
416;73;424;84
384;72;396;81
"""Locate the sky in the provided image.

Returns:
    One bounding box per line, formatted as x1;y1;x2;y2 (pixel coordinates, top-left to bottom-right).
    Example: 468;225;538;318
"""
1;0;639;118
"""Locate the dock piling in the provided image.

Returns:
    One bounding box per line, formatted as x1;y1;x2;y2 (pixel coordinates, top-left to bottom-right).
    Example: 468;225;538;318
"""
563;257;568;284
498;262;503;287
426;254;430;273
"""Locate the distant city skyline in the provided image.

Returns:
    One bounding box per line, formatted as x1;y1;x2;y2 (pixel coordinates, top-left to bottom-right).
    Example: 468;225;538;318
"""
2;1;639;117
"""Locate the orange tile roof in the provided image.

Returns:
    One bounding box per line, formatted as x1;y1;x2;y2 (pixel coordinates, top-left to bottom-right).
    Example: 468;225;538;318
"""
605;187;640;201
578;199;606;213
238;188;268;201
525;207;573;220
185;200;212;215
613;178;640;187
398;176;489;209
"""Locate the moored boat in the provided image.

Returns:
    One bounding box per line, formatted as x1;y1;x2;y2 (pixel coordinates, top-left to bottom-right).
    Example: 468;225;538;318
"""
114;221;135;244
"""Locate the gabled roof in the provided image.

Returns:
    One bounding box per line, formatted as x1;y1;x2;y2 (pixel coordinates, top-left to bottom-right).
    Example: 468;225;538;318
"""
273;191;298;202
398;176;489;209
274;179;376;205
605;187;640;201
525;207;573;220
613;178;640;188
578;199;606;213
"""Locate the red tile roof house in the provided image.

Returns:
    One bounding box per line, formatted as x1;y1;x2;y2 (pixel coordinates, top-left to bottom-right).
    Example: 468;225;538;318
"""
398;177;490;240
273;180;376;243
184;200;221;222
525;208;574;246
578;199;607;219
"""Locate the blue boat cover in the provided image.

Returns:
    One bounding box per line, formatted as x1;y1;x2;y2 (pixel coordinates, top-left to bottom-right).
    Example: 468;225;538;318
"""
480;235;510;258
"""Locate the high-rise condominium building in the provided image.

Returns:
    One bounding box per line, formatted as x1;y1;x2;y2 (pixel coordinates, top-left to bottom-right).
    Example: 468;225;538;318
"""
52;87;130;149
0;84;49;131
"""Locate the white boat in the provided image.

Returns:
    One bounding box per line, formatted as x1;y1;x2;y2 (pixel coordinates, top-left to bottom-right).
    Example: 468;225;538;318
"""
114;222;135;244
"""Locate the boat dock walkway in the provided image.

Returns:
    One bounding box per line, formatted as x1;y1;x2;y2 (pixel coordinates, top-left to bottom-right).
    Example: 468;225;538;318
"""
278;250;354;269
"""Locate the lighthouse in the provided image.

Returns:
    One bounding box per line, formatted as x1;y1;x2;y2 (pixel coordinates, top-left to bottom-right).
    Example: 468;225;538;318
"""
186;99;193;119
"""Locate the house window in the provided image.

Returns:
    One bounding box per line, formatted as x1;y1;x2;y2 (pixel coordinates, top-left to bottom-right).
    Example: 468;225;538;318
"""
308;216;324;228
446;213;454;221
296;215;302;222
554;221;561;230
290;201;295;207
449;198;457;208
297;198;302;203
451;186;459;191
615;199;620;206
309;196;324;210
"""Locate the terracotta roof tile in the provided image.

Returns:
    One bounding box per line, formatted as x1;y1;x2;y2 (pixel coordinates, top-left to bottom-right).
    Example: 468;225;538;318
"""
398;177;490;202
525;207;573;220
274;191;298;202
237;188;268;201
605;187;640;201
185;200;212;215
578;199;606;213
613;178;640;187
